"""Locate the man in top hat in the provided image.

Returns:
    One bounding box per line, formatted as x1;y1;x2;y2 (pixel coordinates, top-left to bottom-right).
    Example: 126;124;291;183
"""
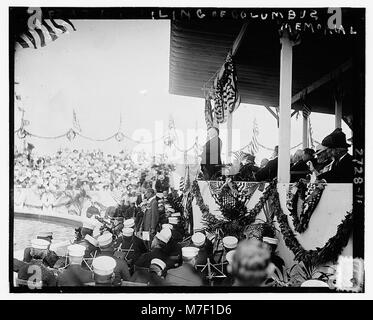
200;127;223;180
57;244;93;287
130;258;167;286
96;232;131;286
91;256;117;286
165;247;204;286
134;228;172;270
18;239;57;287
23;232;59;268
141;188;159;248
316;128;353;183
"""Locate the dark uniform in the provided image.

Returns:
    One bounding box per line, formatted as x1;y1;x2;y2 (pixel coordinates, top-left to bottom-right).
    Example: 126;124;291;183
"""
17;259;57;287
76;239;99;259
97;248;131;286
318;153;353;183
23;247;59;268
130;270;167;286
163;239;182;269
165;264;204;286
57;264;93;286
114;235;147;267
200;135;223;180
255;157;278;182
134;248;169;270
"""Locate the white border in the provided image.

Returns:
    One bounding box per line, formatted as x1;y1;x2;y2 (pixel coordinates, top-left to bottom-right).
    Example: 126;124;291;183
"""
1;0;372;300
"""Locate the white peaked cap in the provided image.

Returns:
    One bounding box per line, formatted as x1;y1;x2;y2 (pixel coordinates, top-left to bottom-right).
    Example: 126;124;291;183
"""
67;244;86;257
223;236;238;249
31;239;50;250
162;223;173;230
226;250;236;265
97;233;113;247
263;237;279;245
92;256;117;276
122;228;134;237
192;232;206;247
155;228;172;244
300;280;329;287
171;212;181;217
182;247;199;259
168;217;179;225
150;258;166;270
123;218;135;228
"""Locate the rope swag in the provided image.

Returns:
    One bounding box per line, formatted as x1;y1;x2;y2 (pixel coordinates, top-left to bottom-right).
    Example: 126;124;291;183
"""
272;183;353;265
286;179;326;233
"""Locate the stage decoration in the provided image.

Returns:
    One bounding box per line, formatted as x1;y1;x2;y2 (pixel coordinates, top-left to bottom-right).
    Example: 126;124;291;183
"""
192;179;276;239
271;181;353;265
115;132;125;142
286;179;326;233
17;128;28;139
15;7;76;50
66;128;77;142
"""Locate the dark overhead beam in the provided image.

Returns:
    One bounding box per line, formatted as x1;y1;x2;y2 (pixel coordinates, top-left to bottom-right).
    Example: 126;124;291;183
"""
291;59;353;105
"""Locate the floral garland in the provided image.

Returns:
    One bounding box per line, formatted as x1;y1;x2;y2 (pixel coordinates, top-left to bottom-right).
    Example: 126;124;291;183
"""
272;183;353;265
286;179;326;233
191;179;277;238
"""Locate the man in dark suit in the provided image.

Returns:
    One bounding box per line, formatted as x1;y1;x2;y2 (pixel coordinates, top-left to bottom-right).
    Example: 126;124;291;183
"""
290;148;316;182
141;188;159;247
317;128;353;183
57;244;93;287
200;127;223;180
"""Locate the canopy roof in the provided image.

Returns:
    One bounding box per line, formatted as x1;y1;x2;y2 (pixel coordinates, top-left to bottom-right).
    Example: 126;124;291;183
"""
169;10;364;120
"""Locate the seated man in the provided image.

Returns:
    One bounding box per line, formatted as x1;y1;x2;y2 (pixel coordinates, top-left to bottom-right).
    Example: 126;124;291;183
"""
236;153;259;181
290;148;316;182
316;128;353;183
130;258;167;286
134;228;172;270
255;147;278;182
200;127;223;180
96;233;131;286
18;239;57;287
57;244;93;287
165;247;205;286
23;232;59;268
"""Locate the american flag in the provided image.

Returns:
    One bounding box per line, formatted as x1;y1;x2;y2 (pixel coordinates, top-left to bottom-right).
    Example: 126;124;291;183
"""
213;81;225;123
204;98;214;130
15;18;76;50
247;119;259;155
221;52;240;114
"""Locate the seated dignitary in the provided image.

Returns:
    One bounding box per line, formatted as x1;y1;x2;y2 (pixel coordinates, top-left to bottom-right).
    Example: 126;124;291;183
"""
90;256;117;287
227;239;275;287
18;239;57;287
316;128;353;183
96;232;131;286
130;258;168;286
57;244;93;287
134;228;172;270
236;153;259;181
23;231;59;268
290;148;316;182
165;247;204;286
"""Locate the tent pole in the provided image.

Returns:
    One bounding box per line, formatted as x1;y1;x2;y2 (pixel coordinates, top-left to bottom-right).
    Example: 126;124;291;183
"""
277;31;293;183
302;114;308;149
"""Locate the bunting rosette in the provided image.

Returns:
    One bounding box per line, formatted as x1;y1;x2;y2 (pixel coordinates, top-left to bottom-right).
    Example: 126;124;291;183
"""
66;128;77;142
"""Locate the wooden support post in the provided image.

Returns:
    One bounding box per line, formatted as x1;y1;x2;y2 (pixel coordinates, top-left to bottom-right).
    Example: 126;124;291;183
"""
226;112;233;163
277;31;293;183
302;114;308;149
335;95;342;129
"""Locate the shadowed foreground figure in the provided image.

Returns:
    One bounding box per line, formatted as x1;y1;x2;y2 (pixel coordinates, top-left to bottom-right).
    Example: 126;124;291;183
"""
227;239;275;287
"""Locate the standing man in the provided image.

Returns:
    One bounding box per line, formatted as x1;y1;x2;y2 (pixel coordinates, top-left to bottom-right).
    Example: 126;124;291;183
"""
200;127;223;180
141;188;159;249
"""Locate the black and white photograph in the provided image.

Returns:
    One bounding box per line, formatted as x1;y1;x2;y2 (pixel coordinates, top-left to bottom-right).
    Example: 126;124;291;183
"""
8;3;366;294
